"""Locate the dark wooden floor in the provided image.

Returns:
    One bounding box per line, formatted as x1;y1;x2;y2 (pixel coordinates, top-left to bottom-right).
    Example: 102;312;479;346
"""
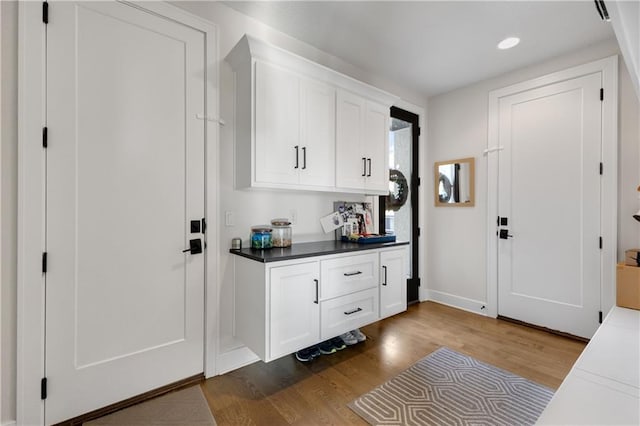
201;301;586;425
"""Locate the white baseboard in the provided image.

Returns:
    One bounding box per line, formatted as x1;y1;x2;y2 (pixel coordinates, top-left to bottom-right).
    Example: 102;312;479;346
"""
424;290;490;317
215;346;259;376
1;420;17;426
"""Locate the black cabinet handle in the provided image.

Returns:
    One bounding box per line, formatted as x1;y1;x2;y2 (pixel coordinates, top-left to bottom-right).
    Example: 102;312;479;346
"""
343;271;362;276
302;146;307;169
362;157;366;176
314;279;319;304
294;146;299;169
367;158;371;177
382;265;387;286
344;307;363;315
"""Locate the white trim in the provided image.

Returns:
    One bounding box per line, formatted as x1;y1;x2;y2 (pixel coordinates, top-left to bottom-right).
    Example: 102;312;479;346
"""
1;421;17;426
0;2;3;422
216;347;259;376
424;290;488;316
18;2;221;422
486;55;618;321
17;2;46;424
392;98;428;303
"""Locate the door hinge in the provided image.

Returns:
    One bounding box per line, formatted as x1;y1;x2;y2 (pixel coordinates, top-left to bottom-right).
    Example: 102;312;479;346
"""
599;162;603;175
201;217;206;233
598;311;603;324
41;377;47;400
417;126;421;136
42;252;47;273
600;88;604;101
42;127;48;148
42;1;49;24
599;237;603;249
417;227;421;237
417;177;421;186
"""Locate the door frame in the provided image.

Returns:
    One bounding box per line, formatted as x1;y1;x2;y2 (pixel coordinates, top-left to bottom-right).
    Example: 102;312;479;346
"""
17;2;219;424
486;55;618;320
380;106;421;304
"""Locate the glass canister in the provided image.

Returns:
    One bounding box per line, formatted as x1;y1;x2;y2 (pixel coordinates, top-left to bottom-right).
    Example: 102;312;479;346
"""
271;218;292;247
250;226;273;249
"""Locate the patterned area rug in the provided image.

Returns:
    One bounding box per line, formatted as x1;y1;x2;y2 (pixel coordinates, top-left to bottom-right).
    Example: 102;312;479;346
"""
86;385;216;426
349;347;554;426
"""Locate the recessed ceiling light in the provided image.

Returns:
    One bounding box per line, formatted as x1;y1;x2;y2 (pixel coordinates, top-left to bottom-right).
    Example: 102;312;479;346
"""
498;37;520;50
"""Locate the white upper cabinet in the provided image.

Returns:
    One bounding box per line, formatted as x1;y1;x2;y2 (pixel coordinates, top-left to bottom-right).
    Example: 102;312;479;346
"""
336;90;389;194
254;61;301;186
300;78;336;187
226;34;397;194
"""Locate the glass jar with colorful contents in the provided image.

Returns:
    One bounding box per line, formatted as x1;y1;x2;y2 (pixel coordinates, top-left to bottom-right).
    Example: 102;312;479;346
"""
250;226;273;249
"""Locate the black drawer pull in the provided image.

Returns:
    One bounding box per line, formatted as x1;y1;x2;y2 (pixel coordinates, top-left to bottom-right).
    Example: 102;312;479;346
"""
343;271;362;277
344;307;363;315
314;279;319;304
382;265;387;286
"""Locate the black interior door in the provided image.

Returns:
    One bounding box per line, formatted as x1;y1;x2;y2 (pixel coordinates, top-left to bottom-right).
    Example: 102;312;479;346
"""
379;106;420;304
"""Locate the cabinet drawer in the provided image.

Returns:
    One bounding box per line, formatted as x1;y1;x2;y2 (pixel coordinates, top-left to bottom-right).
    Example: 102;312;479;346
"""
320;288;378;339
320;253;378;299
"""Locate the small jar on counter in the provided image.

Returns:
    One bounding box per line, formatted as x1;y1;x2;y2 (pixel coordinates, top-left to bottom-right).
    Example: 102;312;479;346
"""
271;218;292;248
250;226;273;249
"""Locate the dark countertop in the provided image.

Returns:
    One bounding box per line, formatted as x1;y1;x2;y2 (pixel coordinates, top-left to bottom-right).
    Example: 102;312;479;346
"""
230;239;409;263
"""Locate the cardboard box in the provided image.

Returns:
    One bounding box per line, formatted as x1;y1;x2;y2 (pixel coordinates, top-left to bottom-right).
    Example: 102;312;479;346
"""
616;263;640;310
624;249;640;266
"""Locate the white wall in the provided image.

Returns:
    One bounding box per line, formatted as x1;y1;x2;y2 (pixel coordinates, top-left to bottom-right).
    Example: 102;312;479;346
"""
426;38;640;313
1;1;18;423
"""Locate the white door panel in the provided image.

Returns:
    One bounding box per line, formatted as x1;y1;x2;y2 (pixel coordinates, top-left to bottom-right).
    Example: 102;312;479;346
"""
497;72;602;338
46;2;205;423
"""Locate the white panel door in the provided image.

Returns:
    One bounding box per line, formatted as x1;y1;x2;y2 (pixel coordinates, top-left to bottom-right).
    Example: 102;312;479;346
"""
364;101;390;192
269;262;320;360
497;72;602;338
300;78;335;187
254;60;300;185
46;2;205;423
336;89;365;190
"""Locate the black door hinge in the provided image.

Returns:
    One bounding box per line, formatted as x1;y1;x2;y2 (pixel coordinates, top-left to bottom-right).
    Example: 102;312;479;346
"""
41;377;47;400
42;2;49;24
599;237;603;249
42;252;47;273
598;310;603;324
417;227;421;237
599;162;603;175
417;126;421;136
417;177;421;186
600;88;604;101
201;217;206;233
42;127;48;148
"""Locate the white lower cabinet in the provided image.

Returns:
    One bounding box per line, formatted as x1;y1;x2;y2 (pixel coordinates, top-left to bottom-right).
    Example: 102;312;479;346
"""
379;247;408;319
320;288;379;340
234;246;408;362
269;262;320;360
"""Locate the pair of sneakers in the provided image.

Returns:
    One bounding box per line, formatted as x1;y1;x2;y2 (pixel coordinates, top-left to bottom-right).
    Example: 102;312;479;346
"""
339;329;366;346
295;335;349;362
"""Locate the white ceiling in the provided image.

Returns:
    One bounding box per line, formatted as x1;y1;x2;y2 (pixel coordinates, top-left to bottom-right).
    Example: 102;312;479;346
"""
223;1;615;98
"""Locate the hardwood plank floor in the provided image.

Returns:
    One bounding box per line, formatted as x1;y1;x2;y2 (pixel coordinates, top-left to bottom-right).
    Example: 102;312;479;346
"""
201;301;586;425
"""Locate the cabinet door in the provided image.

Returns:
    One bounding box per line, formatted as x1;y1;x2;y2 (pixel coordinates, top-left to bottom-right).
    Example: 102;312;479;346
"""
269;262;320;360
300;79;336;187
380;248;408;319
255;61;300;185
364;101;390;193
336;89;366;190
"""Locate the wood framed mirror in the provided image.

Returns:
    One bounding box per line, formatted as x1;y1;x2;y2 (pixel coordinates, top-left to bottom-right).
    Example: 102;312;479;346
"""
434;157;475;207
